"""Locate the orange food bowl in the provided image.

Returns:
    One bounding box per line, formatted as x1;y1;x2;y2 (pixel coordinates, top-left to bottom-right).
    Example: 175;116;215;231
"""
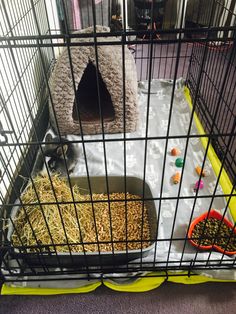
188;209;236;255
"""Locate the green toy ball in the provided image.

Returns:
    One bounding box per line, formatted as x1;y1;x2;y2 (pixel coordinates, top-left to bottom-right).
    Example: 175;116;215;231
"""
175;158;184;168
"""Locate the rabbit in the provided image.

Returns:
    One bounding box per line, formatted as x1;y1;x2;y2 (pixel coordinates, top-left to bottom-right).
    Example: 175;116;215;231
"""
40;132;79;176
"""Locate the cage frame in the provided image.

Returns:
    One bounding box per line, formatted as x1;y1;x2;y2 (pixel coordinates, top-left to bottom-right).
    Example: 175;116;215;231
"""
0;0;235;287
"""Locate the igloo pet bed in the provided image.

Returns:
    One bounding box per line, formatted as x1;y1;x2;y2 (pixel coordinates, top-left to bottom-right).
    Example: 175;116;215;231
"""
49;26;138;135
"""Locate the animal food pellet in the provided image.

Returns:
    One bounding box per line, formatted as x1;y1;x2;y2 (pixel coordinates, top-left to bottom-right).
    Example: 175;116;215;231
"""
175;158;184;168
191;217;236;252
171;148;181;156
195;165;207;177
194;179;204;191
172;172;181;184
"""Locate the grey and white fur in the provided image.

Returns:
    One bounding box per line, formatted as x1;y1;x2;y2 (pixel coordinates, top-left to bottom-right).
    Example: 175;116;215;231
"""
40;131;79;176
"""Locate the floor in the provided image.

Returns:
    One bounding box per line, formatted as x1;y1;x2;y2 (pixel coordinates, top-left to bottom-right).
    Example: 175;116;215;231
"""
0;282;235;314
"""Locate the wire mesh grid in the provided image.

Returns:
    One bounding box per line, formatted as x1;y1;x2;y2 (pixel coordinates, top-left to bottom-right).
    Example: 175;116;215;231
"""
0;0;235;284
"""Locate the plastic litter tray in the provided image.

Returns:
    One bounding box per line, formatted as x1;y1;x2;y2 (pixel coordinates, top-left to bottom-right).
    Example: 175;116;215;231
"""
8;176;157;268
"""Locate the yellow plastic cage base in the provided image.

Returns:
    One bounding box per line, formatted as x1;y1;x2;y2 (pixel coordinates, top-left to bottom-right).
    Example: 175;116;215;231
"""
1;273;236;295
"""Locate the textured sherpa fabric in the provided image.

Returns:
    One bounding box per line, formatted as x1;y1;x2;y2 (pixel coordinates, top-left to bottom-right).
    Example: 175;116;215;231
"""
49;26;138;135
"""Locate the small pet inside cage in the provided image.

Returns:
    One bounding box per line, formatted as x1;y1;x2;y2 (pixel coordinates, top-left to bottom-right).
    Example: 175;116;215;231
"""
40;132;79;176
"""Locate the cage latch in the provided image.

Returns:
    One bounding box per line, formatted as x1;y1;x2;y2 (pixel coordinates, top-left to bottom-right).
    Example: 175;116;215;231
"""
0;121;13;144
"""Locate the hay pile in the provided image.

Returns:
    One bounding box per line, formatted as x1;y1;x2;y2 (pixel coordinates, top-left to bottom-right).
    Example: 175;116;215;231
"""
11;175;151;253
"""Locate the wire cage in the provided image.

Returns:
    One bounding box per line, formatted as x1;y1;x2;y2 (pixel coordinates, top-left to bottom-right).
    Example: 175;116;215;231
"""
0;0;235;289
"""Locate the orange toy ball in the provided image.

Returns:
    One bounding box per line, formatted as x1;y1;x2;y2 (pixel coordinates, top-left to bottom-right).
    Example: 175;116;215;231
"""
171;148;181;156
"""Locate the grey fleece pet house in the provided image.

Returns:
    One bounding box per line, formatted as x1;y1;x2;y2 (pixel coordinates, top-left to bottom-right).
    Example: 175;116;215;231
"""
49;26;138;135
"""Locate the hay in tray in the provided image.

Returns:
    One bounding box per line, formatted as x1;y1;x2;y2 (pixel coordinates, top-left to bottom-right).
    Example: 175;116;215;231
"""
11;175;151;253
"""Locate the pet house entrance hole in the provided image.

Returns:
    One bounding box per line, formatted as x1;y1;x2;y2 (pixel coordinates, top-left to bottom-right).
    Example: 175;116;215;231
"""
73;62;115;123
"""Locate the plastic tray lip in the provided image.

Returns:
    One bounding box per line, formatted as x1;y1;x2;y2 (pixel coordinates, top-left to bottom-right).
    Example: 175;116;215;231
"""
11;242;156;257
7;175;157;257
8;223;156;257
188;209;236;255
